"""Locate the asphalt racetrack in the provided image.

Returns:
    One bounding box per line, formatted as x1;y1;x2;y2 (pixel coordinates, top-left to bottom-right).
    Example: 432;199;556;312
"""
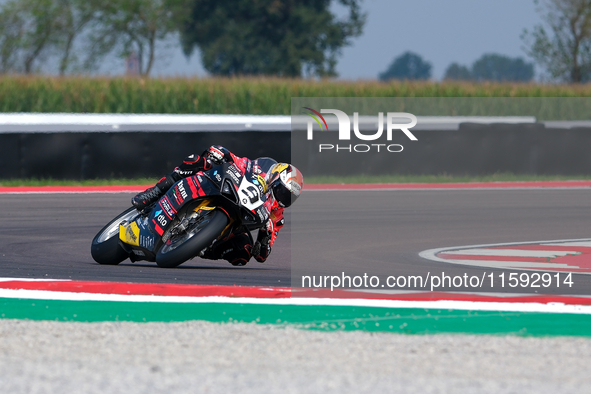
3;188;591;394
1;189;591;295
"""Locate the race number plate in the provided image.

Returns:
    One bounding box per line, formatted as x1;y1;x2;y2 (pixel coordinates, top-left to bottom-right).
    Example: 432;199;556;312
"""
237;177;264;211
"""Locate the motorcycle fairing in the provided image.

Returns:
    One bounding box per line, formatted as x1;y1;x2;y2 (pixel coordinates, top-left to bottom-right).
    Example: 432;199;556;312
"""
191;163;272;228
146;174;221;237
119;221;140;246
120;162;273;259
118;213;157;257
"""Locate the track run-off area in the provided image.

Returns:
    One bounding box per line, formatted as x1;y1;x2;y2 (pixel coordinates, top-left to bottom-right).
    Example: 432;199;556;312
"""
2;181;591;336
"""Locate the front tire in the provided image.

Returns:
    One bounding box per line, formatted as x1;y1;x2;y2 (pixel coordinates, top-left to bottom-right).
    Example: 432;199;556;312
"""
156;209;228;268
91;207;137;265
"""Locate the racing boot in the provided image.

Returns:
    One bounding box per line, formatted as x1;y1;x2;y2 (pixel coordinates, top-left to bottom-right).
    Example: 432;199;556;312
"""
131;174;178;211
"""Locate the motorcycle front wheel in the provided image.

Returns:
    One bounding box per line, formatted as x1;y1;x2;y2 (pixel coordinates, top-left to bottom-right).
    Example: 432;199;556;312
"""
156;209;228;268
91;207;137;265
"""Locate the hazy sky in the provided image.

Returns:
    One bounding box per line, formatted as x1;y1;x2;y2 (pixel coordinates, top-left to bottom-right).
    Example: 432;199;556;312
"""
142;0;543;81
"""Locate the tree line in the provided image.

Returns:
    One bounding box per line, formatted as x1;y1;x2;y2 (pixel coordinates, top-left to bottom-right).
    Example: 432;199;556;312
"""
1;0;590;83
378;52;535;82
0;0;182;76
0;0;365;77
380;0;591;83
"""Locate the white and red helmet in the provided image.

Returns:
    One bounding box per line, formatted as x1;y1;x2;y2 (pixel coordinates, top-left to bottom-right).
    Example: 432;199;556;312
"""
268;163;303;207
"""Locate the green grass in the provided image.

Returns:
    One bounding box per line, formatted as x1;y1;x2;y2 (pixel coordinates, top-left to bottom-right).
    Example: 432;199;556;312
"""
2;174;591;187
0;178;157;187
306;173;591;184
2;76;591;116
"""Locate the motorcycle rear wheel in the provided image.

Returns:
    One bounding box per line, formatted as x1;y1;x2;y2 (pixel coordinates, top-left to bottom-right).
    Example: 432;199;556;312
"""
156;209;228;268
91;207;137;265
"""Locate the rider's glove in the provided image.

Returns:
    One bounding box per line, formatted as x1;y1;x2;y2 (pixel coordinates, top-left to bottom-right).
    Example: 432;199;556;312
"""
205;145;232;166
252;220;275;263
252;241;271;263
174;154;211;177
265;219;275;236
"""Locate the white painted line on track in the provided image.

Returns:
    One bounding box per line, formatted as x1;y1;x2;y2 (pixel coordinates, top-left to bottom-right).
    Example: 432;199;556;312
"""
2;289;591;315
441;260;577;269
419;238;591;275
439;249;580;258
0;278;71;282
545;241;591;247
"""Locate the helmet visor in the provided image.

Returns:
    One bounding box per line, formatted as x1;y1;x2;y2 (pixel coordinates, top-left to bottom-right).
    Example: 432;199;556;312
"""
272;181;293;207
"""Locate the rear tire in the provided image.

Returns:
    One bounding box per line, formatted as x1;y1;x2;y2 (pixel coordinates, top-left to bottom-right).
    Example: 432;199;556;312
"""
91;207;137;265
156;209;228;268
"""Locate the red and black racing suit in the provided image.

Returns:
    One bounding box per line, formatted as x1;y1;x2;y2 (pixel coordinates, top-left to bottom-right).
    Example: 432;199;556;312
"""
146;148;285;266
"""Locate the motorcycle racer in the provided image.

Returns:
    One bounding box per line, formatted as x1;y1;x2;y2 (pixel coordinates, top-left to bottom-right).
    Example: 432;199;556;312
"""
131;145;303;266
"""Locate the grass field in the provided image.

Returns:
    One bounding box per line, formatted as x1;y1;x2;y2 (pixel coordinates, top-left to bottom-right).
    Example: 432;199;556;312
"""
305;173;591;184
2;76;591;116
0;178;158;187
3;173;591;187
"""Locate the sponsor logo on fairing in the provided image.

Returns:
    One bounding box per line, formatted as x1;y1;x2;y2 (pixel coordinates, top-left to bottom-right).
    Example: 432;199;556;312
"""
139;234;154;249
137;217;148;230
154;210;168;227
252;175;267;194
177;182;188;199
126;226;138;243
226;166;241;184
173;182;189;204
213;170;222;182
173;190;181;204
159;198;175;218
303;107;417;153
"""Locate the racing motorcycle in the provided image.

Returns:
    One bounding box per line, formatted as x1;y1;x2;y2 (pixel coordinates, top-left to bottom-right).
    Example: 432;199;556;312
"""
91;162;273;268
